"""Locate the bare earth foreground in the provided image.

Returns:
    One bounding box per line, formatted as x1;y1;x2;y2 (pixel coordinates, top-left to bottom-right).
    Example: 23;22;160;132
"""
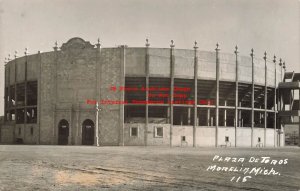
0;145;299;191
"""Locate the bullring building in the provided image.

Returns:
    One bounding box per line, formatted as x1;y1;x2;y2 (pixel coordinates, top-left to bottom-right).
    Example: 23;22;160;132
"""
1;37;297;147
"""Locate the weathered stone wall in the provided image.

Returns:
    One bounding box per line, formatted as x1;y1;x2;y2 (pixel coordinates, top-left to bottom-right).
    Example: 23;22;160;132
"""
253;128;265;147
125;48;146;76
196;127;215;147
174;49;194;78
219;53;236;82
124;123;145;146
99;48;123;146
2;40;282;146
23;124;38;144
254;58;265;86
217;127;235;147
0;124;14;143
15;57;26;82
198;51;216;80
148;48;170;77
27;54;39;81
9;61;15;85
239;56;252;83
266;128;275;147
172;125;193;147
5;65;9;87
236;127;252;147
147;123;170;146
53;39;98;145
39;52;56;144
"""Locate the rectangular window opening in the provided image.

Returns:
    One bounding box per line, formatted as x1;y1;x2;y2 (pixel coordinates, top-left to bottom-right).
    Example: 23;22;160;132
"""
225;136;229;142
130;127;138;137
181;136;186;142
155;127;163;138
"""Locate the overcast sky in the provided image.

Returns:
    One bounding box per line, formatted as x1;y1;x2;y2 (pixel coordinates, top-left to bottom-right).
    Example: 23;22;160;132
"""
0;0;299;116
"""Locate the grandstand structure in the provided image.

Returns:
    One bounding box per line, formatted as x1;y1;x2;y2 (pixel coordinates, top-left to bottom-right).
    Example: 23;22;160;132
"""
1;37;298;147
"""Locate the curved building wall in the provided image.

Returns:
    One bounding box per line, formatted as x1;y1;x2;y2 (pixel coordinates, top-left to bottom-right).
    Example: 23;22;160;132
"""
148;48;170;77
125;48;278;87
2;37;284;147
239;56;252;83
198;51;216;80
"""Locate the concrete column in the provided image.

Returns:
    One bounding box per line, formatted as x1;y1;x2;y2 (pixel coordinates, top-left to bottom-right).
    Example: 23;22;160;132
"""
23;50;28;142
263;52;267;147
250;49;254;148
259;107;262;124
215;43;220;147
193;41;198;147
283;62;286;82
119;45;126;146
37;51;42;144
95;102;99;146
234;46;239;147
180;114;183;125
188;107;191;125
24;50;28;125
68;109;72;145
145;39;150;146
96;38;101;146
14;54;17;142
224;100;227;127
238;102;241;127
299;120;300;147
3;63;7;127
170;40;175;147
76;103;80;145
207;108;210;126
167;107;170;123
53;44;58;143
5;61;9;123
53;105;56;144
273;55;277;147
291;90;294;110
279;59;283;82
79;107;82;141
279;59;283;110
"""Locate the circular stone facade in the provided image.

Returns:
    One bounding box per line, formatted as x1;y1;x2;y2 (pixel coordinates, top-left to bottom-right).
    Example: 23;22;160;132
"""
2;37;283;147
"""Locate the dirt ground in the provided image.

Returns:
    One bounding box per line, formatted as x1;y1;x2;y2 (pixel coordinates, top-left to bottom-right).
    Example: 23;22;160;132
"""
0;145;299;191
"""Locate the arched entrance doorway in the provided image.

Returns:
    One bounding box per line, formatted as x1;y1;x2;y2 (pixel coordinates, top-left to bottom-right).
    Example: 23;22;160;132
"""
82;119;95;145
58;119;69;145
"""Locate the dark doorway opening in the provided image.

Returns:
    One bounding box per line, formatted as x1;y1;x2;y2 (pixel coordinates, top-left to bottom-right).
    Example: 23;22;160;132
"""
82;119;94;145
58;119;69;145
